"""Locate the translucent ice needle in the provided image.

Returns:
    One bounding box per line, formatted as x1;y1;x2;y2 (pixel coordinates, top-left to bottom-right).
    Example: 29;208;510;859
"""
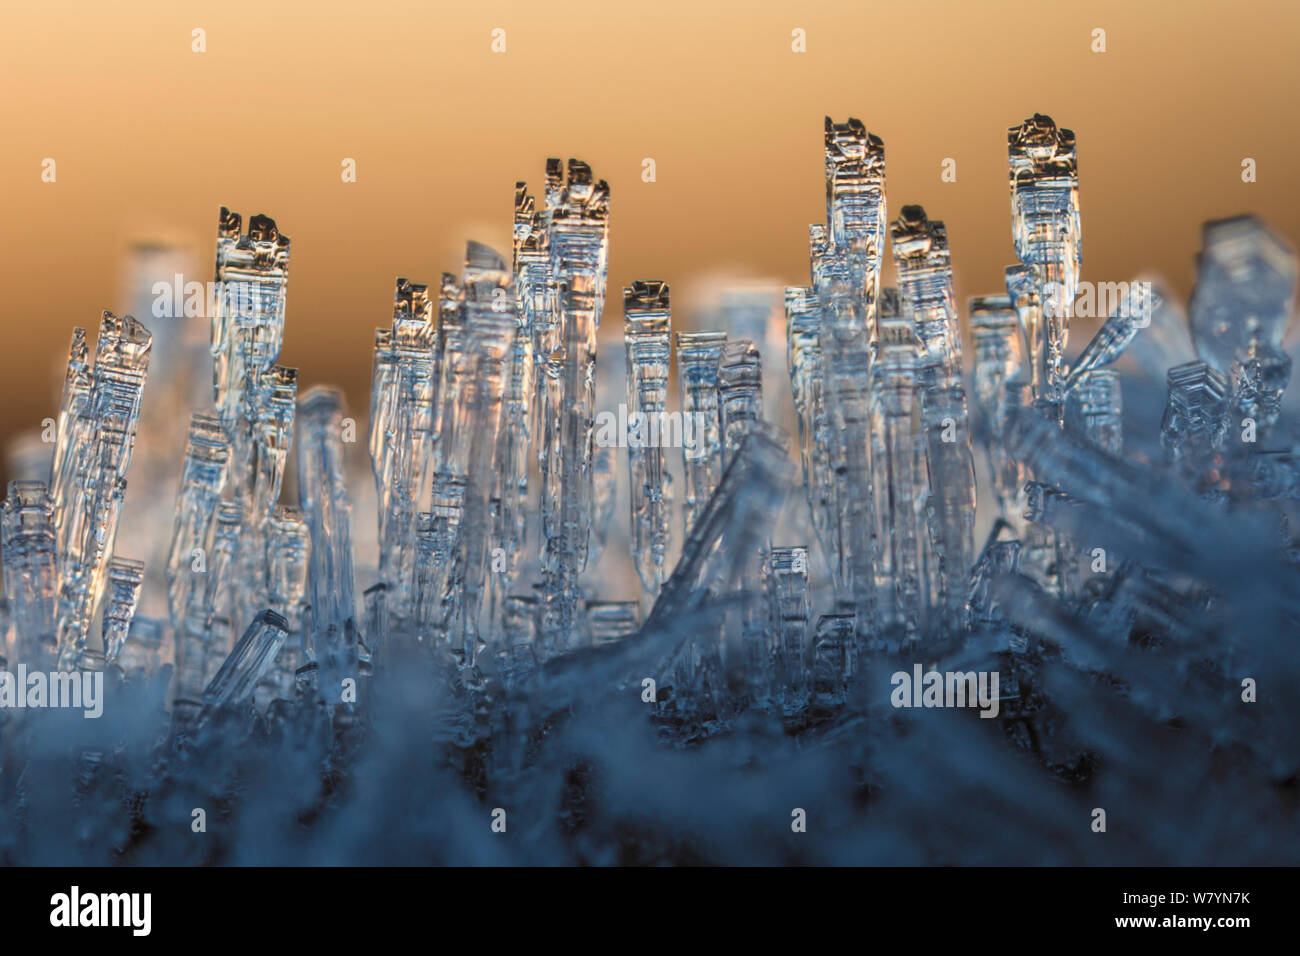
623;280;672;594
2;481;58;666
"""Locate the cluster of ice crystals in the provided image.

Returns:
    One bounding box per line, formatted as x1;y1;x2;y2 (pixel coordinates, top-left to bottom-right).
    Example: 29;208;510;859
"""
2;118;1298;866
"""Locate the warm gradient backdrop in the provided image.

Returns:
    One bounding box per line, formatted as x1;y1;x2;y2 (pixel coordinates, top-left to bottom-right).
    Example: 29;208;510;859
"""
2;0;1298;460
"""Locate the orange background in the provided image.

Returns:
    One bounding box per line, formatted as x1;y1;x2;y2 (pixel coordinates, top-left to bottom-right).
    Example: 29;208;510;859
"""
1;0;1297;463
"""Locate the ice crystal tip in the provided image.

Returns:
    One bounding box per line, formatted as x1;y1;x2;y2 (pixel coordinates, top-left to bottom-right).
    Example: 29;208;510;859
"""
299;383;345;419
1166;359;1229;397
217;206;290;266
217;205;241;238
65;327;89;366
564;158;591;185
97;311;153;366
623;279;670;314
675;329;727;355
200;609;290;714
550;159;610;221
1008;113;1076;164
544;157;563;187
393;277;432;321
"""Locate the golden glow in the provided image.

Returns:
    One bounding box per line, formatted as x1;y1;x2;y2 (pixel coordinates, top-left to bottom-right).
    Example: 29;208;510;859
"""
1;0;1296;454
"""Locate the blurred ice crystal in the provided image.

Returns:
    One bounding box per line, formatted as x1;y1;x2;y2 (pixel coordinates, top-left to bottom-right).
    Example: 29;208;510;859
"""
2;118;1298;866
623;280;673;595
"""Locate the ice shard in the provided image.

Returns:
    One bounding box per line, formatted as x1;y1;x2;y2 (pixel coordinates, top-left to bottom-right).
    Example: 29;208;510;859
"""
200;609;289;718
211;209;292;527
433;270;466;478
967;524;1022;631
893;206;960;378
892;205;977;630
587;443;618;570
970;295;1025;521
1001;116;1082;598
623;280;673;594
407;242;518;675
209;209;298;684
200;501;242;684
715;338;769;690
212;208;289;412
117;616;163;679
1008;114;1081;410
421;273;468;649
1058;370;1123;598
413;508;458;648
532;164;563;567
